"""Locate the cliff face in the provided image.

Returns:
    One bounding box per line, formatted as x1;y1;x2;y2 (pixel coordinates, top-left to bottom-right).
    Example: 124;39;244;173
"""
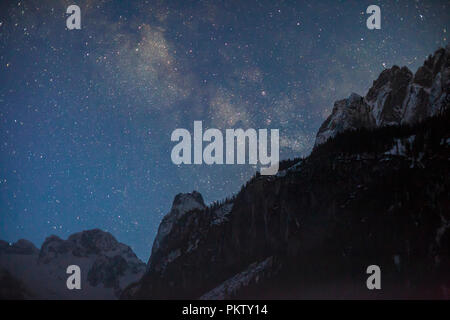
124;47;450;299
314;93;376;146
315;46;450;147
147;191;206;272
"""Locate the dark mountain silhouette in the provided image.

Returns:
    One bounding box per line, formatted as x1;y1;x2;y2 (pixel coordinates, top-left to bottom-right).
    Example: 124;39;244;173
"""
1;46;449;299
122;46;450;299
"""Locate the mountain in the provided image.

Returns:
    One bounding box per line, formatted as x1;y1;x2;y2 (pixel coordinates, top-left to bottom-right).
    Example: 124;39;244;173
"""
2;47;448;300
315;45;450;147
147;191;206;272
123;46;450;299
0;229;145;299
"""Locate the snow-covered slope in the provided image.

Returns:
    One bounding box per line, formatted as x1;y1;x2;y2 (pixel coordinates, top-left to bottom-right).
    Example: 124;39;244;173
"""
0;229;145;299
315;46;450;147
200;256;275;300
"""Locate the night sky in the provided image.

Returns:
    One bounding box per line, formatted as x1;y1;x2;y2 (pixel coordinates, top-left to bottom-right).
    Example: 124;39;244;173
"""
0;0;448;260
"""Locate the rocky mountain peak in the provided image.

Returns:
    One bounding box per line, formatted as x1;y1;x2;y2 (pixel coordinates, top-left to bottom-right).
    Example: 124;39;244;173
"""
314;92;375;146
0;239;39;255
38;229;143;266
172;191;205;211
148;191;206;268
1;229;145;299
67;229;119;253
12;239;39;254
315;46;450;147
365;65;413;125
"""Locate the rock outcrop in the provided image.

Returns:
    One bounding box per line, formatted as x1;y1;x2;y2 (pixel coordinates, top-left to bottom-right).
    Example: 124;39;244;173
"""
315;46;450;146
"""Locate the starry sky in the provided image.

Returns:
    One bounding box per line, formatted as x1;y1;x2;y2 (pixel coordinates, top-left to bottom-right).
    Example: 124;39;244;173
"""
0;0;448;260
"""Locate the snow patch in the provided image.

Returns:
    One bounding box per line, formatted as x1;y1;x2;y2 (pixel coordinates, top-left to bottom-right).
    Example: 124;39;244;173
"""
436;214;450;245
200;257;274;300
384;135;415;156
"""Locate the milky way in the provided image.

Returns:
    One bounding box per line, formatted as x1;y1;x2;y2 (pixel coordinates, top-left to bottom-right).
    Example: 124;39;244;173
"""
0;0;448;260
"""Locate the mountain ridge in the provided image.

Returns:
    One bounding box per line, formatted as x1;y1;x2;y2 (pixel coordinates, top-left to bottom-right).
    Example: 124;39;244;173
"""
1;46;449;299
0;229;145;299
123;46;450;299
315;45;450;147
